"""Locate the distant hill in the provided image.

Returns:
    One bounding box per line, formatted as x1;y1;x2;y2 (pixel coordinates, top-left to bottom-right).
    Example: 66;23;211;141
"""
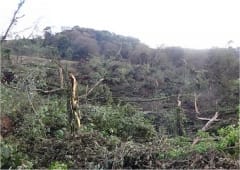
4;25;213;66
42;26;152;61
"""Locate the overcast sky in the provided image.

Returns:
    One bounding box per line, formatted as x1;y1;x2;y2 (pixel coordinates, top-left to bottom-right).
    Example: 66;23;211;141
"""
0;0;239;49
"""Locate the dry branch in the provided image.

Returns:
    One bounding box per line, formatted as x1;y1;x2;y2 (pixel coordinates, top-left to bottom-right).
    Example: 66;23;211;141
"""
50;59;65;89
122;97;170;102
194;92;201;115
195;111;219;146
34;88;66;94
86;78;104;97
193;92;220;121
79;78;104;99
192;112;219;146
26;89;37;114
201;112;219;131
196;116;220;121
176;94;185;136
192;92;221;146
177;94;181;107
1;0;25;43
59;67;64;88
120;94;192;103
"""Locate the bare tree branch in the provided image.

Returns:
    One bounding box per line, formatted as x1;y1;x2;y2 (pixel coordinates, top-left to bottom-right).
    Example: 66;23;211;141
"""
192;112;219;146
34;88;66;94
118;94;192;103
26;88;38;114
194;92;201;114
196;116;220;121
1;0;25;43
79;78;104;99
193;92;220;121
201;112;219;131
59;67;64;88
192;92;221;146
177;94;181;107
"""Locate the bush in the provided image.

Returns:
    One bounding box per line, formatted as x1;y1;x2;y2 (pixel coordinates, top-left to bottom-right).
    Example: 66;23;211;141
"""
217;125;239;156
0;86;31;117
49;161;67;170
0;141;33;169
17;97;68;140
159;136;191;159
81;105;157;141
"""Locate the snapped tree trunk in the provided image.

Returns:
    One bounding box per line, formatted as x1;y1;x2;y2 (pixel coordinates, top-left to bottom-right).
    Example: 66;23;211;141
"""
67;72;81;134
176;95;185;136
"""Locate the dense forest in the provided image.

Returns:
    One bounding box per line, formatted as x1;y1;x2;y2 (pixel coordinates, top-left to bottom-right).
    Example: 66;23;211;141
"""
1;25;239;169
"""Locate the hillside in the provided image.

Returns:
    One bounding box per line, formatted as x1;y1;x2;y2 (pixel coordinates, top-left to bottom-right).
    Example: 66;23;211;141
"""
1;26;239;169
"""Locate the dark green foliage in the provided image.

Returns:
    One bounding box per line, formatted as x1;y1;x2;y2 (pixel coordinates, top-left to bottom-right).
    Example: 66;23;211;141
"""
217;125;239;156
16;97;68;139
56;35;71;58
0;141;33;169
81;105;157;141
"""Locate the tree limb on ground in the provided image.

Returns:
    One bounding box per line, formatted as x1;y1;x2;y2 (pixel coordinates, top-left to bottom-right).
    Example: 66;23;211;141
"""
192;112;219;146
34;88;66;94
119;93;194;103
192;93;221;146
121;96;173;102
194;92;220;121
201;112;219;131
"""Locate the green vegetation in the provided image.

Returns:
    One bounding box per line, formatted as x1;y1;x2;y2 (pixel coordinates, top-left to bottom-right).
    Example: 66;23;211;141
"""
0;141;33;169
49;161;68;170
81;105;156;141
0;26;239;169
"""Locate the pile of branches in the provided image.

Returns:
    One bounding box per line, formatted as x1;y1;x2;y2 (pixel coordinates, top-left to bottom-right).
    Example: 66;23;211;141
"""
21;132;239;169
156;150;239;169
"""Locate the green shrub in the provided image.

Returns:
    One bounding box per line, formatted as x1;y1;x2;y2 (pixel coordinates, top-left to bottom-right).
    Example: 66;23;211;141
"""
81;105;157;141
216;107;239;156
17;97;68;139
40;98;68;137
0;86;31;117
49;161;67;170
0;141;33;169
193;140;216;153
161;136;191;159
167;147;186;159
217;125;239;155
88;84;113;105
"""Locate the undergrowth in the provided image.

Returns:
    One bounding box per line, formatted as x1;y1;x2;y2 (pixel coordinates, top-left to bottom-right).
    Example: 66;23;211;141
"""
0;82;239;169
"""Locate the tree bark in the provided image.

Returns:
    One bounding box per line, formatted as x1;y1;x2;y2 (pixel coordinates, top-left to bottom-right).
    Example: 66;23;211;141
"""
68;73;81;134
